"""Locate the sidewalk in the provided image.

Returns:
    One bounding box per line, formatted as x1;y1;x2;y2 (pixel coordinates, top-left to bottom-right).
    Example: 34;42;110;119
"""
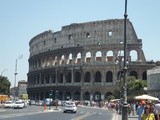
114;114;138;120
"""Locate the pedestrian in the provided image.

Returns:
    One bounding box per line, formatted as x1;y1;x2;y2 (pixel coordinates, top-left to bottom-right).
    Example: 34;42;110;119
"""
137;100;146;120
131;102;136;116
155;100;160;120
141;105;155;120
115;102;119;114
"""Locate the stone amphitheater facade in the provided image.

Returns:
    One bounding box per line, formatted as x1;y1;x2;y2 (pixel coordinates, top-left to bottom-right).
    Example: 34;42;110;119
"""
27;19;155;101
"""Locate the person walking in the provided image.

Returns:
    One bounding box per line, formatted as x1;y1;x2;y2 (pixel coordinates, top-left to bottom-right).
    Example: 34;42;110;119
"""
141;105;155;120
155;100;160;120
137;100;146;120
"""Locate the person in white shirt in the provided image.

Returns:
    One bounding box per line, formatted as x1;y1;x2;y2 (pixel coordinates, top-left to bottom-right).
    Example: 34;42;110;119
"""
155;100;160;120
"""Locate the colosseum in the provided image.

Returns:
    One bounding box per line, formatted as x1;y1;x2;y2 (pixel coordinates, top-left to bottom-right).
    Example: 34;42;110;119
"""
27;19;155;102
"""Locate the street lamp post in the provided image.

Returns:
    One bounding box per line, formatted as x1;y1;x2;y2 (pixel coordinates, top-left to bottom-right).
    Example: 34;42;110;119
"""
14;55;23;101
115;44;123;115
122;0;128;120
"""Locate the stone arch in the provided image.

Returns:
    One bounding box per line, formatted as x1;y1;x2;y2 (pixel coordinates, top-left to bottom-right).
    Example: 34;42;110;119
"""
45;74;50;84
84;71;91;82
65;91;71;100
83;91;90;100
105;92;112;99
35;93;39;100
130;71;138;79
85;51;91;63
130;50;138;61
60;55;65;65
94;91;101;101
42;58;45;68
73;91;80;100
95;51;102;61
106;71;113;82
106;50;113;61
40;92;43;100
74;71;81;82
58;91;63;100
51;74;56;83
45;91;49;98
76;52;82;63
95;71;101;82
54;56;58;66
66;72;71;83
66;53;73;64
59;72;63;83
142;71;147;80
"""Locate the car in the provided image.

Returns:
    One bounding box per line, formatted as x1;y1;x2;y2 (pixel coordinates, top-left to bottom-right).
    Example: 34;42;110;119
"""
13;100;24;109
4;101;14;108
63;101;77;113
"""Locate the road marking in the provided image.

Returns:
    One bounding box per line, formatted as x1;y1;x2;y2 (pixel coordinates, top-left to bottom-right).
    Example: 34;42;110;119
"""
71;112;95;120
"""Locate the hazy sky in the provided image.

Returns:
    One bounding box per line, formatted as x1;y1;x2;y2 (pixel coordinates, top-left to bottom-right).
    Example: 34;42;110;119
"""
0;0;160;87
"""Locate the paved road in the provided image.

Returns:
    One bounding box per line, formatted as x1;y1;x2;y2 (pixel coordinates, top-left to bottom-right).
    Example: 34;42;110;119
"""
0;105;116;120
0;104;138;120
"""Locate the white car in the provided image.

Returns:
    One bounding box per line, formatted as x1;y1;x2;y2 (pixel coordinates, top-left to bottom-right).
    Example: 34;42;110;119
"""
63;101;77;113
13;100;24;109
4;101;14;108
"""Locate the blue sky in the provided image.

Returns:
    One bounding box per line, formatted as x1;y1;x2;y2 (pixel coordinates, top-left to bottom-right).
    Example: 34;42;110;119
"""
0;0;160;87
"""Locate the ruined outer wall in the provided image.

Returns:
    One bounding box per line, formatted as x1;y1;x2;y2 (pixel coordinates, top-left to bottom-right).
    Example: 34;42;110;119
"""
29;19;142;58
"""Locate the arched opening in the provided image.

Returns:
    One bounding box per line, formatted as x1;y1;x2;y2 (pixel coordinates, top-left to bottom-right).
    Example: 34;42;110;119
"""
95;51;102;61
74;71;81;82
58;91;63;100
94;91;101;101
65;91;71;100
106;71;113;82
105;92;112;99
60;55;65;65
59;72;63;83
66;72;71;83
130;50;138;61
85;52;91;63
142;71;147;80
76;52;81;63
84;72;90;82
83;92;90;100
45;74;50;84
130;71;138;79
106;51;113;61
95;71;101;82
73;91;80;100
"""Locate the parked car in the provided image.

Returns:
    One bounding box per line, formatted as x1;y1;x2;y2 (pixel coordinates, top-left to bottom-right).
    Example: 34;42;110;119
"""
63;101;77;113
4;101;14;108
13;100;24;109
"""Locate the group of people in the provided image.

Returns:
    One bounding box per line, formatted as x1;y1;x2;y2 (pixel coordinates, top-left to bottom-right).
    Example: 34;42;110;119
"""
137;100;160;120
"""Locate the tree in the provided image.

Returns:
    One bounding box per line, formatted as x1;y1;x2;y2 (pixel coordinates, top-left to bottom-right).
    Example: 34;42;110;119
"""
114;76;147;98
127;76;147;96
0;75;11;95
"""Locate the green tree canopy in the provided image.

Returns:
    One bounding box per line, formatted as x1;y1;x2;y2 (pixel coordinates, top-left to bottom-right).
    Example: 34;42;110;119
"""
114;76;147;98
0;75;11;95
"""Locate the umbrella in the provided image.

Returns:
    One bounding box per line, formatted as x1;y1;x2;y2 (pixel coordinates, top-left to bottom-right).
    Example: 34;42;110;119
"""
134;94;159;101
110;99;120;102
